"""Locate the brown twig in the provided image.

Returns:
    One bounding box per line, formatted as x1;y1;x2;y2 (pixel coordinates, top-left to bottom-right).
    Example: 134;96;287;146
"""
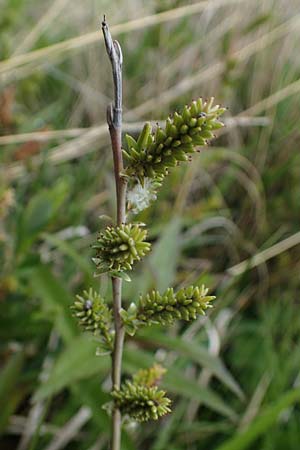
102;16;127;450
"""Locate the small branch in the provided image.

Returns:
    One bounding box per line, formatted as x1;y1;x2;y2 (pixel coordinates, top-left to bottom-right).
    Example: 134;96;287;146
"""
102;16;126;450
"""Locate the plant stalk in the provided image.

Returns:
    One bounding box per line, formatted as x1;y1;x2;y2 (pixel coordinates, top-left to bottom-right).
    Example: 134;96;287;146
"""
102;16;127;450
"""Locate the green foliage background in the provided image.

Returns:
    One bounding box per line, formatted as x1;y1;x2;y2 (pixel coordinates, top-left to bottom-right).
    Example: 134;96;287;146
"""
1;0;300;449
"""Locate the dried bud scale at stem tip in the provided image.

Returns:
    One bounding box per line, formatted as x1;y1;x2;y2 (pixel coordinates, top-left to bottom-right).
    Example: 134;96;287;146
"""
93;223;151;274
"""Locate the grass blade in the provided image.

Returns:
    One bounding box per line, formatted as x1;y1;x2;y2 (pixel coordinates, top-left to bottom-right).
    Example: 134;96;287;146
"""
137;328;244;399
216;388;300;450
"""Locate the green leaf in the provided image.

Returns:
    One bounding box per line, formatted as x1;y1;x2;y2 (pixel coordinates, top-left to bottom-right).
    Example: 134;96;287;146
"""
16;179;70;255
33;335;109;402
42;232;92;280
30;265;77;342
0;350;25;433
151;401;187;450
216;388;300;450
149;217;182;290
138;328;243;399
110;270;132;282
163;370;237;421
0;390;26;434
0;350;24;400
136;217;182;294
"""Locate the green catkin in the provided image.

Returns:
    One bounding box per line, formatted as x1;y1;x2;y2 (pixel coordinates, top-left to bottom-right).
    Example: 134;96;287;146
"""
93;223;151;274
120;285;215;337
123;97;225;187
136;285;215;326
112;380;171;422
71;288;113;349
133;364;166;387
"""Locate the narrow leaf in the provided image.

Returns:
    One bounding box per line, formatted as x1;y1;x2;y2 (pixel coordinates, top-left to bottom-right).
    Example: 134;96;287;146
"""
34;335;109;402
216;388;300;450
42;232;92;280
30;265;77;342
138;328;243;399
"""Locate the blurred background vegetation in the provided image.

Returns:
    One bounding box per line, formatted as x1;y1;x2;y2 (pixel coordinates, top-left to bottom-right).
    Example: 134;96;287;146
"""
1;0;300;449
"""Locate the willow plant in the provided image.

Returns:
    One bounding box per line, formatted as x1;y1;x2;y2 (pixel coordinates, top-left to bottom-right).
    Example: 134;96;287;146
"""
72;17;225;450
